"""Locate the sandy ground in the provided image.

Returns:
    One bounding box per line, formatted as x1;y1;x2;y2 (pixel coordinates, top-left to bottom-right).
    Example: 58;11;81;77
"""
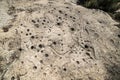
0;0;120;80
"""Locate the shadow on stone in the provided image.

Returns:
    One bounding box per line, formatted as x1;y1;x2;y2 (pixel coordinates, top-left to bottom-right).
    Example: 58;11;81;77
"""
105;63;120;80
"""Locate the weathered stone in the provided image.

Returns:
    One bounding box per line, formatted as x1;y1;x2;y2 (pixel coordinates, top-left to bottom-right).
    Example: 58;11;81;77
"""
0;0;120;80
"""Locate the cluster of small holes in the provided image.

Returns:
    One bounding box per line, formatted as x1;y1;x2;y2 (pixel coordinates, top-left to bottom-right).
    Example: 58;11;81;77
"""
26;29;32;36
31;17;51;29
46;6;80;26
1;2;106;80
51;39;67;53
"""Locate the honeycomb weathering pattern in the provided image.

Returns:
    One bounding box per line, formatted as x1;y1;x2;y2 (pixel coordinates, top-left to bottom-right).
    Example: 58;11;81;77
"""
0;0;120;80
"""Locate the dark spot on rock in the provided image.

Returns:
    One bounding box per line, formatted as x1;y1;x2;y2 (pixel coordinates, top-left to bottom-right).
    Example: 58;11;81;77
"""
20;24;23;26
0;56;4;61
21;31;23;33
43;20;46;22
37;19;39;22
17;75;20;80
86;52;93;59
84;45;89;48
63;68;67;71
53;41;57;45
73;20;75;22
118;34;120;38
26;33;28;36
58;34;61;36
31;46;35;49
21;61;24;64
37;50;39;52
83;58;85;61
66;7;69;9
42;23;44;25
0;68;3;74
35;55;37;58
8;6;16;15
39;44;43;48
33;66;37;69
27;29;30;32
70;28;75;31
58;17;62;19
70;16;73;18
34;24;39;28
10;53;20;60
43;72;47;75
10;6;15;10
29;33;32;35
65;14;67;16
86;21;89;24
2;27;9;32
72;17;76;19
86;52;90;56
18;48;22;51
11;76;15;80
90;57;93;59
57;22;61;26
76;61;80;64
45;54;49;57
40;60;43;63
49;64;52;67
110;56;112;59
78;11;80;13
98;20;102;23
31;36;35;39
41;50;43;53
36;36;39;39
44;26;46;28
59;10;62;13
32;20;36;23
88;77;94;80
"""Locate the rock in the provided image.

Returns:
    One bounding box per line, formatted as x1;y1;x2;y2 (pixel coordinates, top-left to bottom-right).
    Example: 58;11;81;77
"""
0;0;120;80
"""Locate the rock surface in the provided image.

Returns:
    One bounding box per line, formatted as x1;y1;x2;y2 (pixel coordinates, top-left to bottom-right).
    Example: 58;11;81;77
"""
0;0;120;80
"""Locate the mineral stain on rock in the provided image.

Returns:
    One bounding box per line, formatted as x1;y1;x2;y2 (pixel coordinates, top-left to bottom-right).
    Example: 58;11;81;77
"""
0;0;120;80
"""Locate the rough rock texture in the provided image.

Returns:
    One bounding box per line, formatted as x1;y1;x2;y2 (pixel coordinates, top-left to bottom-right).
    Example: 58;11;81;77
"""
0;0;120;80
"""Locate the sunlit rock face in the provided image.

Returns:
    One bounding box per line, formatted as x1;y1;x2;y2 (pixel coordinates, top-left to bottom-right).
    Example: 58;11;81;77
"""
0;0;120;80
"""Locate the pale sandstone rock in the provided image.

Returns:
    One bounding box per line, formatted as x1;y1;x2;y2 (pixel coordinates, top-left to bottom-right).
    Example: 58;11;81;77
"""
0;0;120;80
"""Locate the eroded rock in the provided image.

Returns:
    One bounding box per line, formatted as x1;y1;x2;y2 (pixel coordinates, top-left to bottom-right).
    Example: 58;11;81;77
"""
0;0;120;80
